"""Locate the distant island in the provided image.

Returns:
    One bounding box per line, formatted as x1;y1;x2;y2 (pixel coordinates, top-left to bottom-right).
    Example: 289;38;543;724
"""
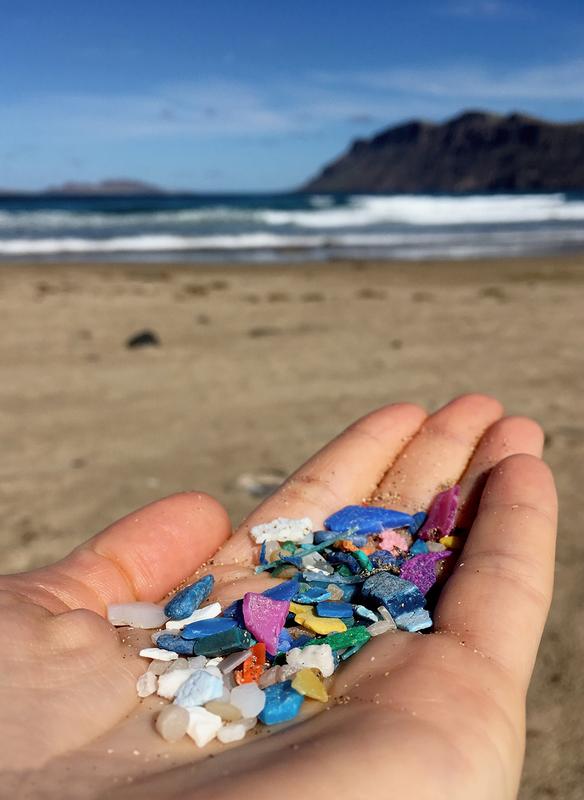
304;111;584;193
43;179;165;196
0;179;166;197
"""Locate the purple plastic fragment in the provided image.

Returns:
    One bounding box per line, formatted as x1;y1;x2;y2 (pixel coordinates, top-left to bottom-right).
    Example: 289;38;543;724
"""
400;551;452;595
242;592;290;656
418;486;460;541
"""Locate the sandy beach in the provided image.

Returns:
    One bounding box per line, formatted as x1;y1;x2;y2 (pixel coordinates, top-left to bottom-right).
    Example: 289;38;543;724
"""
0;255;582;797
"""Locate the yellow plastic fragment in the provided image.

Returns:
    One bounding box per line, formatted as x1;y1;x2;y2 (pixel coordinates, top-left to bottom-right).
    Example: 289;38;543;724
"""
291;668;329;702
439;535;462;549
289;603;347;635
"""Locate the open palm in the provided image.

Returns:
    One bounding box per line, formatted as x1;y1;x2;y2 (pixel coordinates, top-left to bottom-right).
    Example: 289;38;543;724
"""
0;395;557;800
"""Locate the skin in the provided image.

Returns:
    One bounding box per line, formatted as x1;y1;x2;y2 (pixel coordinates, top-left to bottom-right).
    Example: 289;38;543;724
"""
0;394;557;800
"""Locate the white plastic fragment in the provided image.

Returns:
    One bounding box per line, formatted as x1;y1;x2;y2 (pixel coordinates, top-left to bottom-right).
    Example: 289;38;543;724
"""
217;716;257;744
157;668;194;700
219;649;251;674
377;606;397;627
166;657;189;673
230;683;266;718
139;648;178;661
204;700;242;721
107;602;167;629
136;671;158;698
327;584;345;601
155;704;189;743
278;664;301;681
264;541;281;561
250;517;313;544
187;656;207;670
206;657;224;668
174;669;224;709
286;643;335;678
186;707;224;747
302;552;334;575
148;659;170;676
367;620;396;636
258;665;282;689
165;602;222;631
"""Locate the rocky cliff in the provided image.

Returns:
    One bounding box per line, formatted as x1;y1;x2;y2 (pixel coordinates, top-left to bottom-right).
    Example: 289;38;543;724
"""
304;111;584;192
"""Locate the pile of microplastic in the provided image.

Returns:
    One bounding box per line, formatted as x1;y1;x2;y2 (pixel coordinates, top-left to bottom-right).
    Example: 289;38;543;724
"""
108;486;461;748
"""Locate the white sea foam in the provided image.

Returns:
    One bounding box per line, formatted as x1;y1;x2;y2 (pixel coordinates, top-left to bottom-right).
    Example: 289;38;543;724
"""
2;194;584;233
2;225;584;257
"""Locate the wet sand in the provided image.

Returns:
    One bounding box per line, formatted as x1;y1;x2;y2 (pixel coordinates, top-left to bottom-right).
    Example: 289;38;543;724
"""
0;255;583;798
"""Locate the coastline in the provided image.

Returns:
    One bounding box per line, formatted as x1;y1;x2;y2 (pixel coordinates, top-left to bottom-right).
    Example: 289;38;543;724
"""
0;254;583;797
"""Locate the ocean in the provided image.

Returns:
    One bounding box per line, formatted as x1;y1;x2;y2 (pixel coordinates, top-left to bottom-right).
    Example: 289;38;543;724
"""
1;192;584;262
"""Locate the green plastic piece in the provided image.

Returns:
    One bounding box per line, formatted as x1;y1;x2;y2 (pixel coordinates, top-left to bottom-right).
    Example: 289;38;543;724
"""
193;626;255;656
353;550;374;572
338;565;353;577
281;541;297;553
304;625;371;651
340;640;369;660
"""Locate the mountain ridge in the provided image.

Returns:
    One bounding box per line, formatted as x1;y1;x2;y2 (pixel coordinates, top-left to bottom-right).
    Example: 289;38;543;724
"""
304;110;584;193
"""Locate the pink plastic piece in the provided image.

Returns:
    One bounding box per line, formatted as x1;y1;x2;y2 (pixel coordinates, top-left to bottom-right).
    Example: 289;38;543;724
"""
242;592;289;656
418;485;460;541
400;552;452;595
378;530;410;554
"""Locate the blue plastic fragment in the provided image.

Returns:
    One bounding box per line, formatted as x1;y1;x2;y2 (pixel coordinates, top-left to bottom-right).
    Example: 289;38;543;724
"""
304;580;357;602
353;604;378;623
314;530;369;547
315;601;354;618
409;539;429;555
259;542;267;565
156;633;196;655
164;575;214;620
181;617;237;640
324;550;361;574
280;555;303;568
277;628;293;653
325;505;414;535
395;608;433;632
258;680;304;725
409;511;428;535
263;577;300;602
303;570;363;585
222;599;245;626
288;634;313;649
254;532;348;573
361;572;426;618
292;585;331;604
369;550;401;568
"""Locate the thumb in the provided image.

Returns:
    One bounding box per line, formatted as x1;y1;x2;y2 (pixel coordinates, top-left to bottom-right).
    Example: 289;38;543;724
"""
3;492;232;613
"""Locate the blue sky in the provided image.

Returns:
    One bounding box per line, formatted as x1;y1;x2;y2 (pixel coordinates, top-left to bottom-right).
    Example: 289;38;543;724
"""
1;0;583;191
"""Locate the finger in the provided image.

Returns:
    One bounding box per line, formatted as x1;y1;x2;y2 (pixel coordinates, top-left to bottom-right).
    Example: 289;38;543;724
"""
456;415;544;528
221;403;427;563
4;492;231;614
373;394;504;513
434;454;557;688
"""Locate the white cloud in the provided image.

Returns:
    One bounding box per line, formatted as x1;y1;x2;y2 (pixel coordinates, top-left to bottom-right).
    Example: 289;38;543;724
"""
319;59;584;103
1;58;583;157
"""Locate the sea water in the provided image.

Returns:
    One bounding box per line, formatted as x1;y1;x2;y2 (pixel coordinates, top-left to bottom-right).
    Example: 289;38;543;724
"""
1;192;583;262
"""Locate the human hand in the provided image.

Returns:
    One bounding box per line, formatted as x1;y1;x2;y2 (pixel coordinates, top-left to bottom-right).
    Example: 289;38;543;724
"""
0;395;557;800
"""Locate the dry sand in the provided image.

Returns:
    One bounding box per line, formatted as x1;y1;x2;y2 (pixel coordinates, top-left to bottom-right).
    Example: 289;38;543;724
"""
0;255;583;797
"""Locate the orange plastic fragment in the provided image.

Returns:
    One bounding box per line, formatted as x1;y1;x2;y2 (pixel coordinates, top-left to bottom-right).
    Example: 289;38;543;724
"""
360;545;376;555
334;539;358;552
234;642;266;685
